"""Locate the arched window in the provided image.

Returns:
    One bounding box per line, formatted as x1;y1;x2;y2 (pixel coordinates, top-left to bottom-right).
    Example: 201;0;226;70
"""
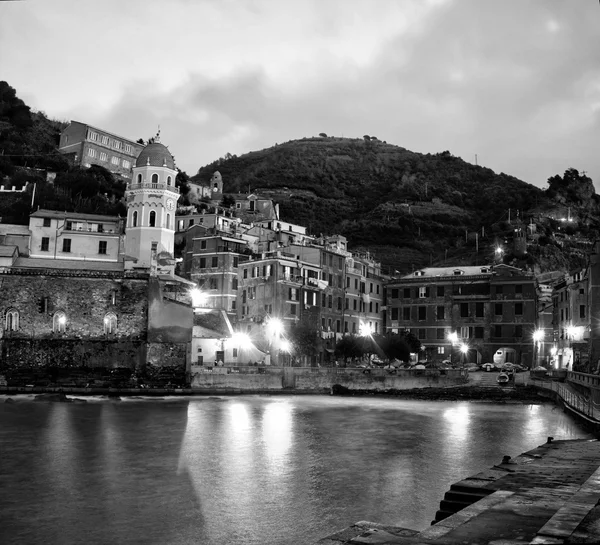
137;173;142;183
166;213;171;229
167;176;172;186
5;309;19;331
53;311;67;333
149;210;156;227
132;210;138;227
104;313;117;334
151;173;159;184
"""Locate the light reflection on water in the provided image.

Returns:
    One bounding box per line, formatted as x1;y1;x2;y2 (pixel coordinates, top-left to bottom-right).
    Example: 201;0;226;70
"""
0;395;589;545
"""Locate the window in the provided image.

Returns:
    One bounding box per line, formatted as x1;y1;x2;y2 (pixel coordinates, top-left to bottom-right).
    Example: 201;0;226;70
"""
152;173;158;184
391;308;399;320
515;284;522;294
124;144;132;153
100;152;107;161
437;346;445;355
98;241;107;255
243;268;248;279
391;289;399;299
290;304;297;316
369;302;373;312
104;313;117;334
403;307;410;320
437;286;444;297
88;131;98;141
436;328;445;340
460;303;469;317
580;305;586;319
88;148;97;158
113;140;121;150
338;297;343;310
167;176;172;186
43;218;51;227
199;258;206;268
122;160;130;169
62;238;71;253
403;288;411;298
132;211;138;227
233;257;239;268
580;288;585;295
419;286;429;298
369;283;373;293
418;306;426;320
149;211;156;227
53;311;67;333
515;303;523;315
111;156;119;165
137;174;142;183
418;328;426;340
474;327;484;339
353;299;357;310
515;325;523;337
496;285;503;295
41;237;49;251
289;288;298;301
495;303;502;315
101;136;109;145
211;256;218;267
5;309;19;331
232;278;238;290
328;295;332;308
494;325;502;337
437;306;445;320
475;302;484;318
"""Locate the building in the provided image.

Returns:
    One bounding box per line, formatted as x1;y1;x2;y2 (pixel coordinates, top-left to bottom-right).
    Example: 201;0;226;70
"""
29;209;123;262
58;121;144;179
385;264;537;366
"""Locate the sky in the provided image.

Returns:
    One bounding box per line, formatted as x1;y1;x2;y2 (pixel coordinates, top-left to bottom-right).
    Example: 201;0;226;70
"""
1;0;599;190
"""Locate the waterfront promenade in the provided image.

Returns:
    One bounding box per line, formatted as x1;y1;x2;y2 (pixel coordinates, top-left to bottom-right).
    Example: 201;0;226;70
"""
318;437;600;544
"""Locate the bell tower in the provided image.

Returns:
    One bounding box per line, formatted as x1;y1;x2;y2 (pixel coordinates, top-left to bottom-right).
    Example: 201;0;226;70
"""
209;170;223;204
124;135;179;274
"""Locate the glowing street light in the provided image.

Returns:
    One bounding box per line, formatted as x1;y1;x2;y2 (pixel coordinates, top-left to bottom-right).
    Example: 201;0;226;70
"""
359;322;373;337
447;331;458;364
533;329;544;368
190;287;208;308
265;317;284;338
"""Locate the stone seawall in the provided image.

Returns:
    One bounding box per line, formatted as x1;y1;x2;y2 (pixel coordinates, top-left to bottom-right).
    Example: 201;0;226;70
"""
190;366;467;392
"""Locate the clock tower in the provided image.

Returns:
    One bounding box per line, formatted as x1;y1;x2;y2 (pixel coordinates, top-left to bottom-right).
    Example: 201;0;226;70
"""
124;137;179;274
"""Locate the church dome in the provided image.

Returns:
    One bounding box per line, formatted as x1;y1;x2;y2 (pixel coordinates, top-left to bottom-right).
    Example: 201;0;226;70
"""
135;142;175;169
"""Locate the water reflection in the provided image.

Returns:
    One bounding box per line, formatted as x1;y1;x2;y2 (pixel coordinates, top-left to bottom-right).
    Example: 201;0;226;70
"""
0;396;590;545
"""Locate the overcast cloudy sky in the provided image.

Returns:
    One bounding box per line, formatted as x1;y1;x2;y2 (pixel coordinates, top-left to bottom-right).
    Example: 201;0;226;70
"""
1;0;599;189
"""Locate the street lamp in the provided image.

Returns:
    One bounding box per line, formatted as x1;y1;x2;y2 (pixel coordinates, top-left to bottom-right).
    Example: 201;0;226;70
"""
532;329;544;368
459;343;469;367
447;331;458;364
265;317;284;366
190;287;208;308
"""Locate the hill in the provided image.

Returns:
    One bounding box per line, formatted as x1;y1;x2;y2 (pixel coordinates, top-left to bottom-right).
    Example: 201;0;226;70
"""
193;136;600;274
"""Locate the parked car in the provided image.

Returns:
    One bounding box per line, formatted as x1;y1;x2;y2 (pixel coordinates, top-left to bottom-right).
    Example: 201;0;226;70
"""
481;362;497;372
501;363;525;373
466;364;481;372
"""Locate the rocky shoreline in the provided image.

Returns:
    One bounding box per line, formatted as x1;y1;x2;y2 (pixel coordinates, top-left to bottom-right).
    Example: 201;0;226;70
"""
330;384;548;403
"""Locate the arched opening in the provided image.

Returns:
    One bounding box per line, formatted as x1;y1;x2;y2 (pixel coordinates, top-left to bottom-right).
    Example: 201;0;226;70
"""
149;210;156;227
166;213;171;229
104;313;117;334
137;173;142;183
53;311;67;333
167;176;172;186
132;210;138;227
5;309;19;331
151;173;159;184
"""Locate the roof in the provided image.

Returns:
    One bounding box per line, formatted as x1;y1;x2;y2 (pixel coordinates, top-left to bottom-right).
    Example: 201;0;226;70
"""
135;142;175;169
12;257;124;272
0;245;18;257
401;265;495;279
30;209;121;222
65;121;142;148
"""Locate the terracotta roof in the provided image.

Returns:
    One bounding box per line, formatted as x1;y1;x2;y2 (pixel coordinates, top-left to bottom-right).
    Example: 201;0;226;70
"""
30;209;121;222
0;245;18;257
135;142;175;169
13;257;124;272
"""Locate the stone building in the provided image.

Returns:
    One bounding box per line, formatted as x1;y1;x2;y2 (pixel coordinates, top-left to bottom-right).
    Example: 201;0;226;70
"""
58;120;144;179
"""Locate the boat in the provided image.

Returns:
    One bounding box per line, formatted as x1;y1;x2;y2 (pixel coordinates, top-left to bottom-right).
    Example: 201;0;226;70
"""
497;372;510;385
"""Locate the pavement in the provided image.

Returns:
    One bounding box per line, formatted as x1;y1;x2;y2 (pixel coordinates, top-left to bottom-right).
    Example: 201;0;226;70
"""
317;438;600;544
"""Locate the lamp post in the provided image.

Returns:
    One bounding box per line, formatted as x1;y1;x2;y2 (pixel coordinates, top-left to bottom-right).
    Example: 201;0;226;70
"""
459;343;469;368
447;331;458;365
532;329;544;369
265;317;284;366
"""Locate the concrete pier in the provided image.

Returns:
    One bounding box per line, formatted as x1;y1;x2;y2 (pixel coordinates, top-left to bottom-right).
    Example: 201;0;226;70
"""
319;438;600;544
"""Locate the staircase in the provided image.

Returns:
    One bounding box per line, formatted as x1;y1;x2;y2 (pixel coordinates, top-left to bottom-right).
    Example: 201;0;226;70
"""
433;483;494;524
468;371;506;388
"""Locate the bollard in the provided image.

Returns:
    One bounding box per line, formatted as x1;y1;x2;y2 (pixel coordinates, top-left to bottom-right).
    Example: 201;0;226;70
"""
547;436;554;443
502;455;511;464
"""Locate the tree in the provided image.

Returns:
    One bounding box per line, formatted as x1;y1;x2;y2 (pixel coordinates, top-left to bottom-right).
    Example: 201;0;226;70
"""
288;325;322;361
335;335;363;360
220;195;235;208
319;133;327;138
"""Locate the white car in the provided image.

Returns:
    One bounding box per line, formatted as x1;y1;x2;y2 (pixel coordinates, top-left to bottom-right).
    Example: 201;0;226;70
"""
481;362;497;372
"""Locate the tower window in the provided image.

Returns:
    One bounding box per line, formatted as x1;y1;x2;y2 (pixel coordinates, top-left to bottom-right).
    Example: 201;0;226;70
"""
149;211;156;227
166;213;171;229
5;309;19;331
132;211;138;227
104;313;117;334
137;174;142;183
53;311;67;333
152;173;159;184
167;176;172;186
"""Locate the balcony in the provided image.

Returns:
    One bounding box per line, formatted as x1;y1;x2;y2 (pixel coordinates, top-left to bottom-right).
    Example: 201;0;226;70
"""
127;182;179;193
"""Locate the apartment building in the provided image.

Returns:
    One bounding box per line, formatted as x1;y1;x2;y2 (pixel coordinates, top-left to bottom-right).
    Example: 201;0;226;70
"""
385;264;536;366
58;121;144;178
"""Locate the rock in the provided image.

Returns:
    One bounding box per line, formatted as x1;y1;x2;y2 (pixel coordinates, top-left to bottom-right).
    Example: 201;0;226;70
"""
5;397;15;404
33;393;69;403
331;384;351;396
